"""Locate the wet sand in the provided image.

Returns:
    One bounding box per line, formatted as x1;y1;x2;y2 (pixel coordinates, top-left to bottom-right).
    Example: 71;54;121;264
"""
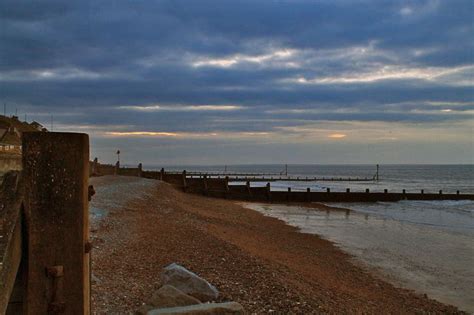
89;176;463;314
245;203;474;313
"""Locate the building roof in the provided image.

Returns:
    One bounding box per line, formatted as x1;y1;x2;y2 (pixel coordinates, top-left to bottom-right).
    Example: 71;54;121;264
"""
0;120;10;129
0;131;21;146
0;115;45;147
0;115;40;133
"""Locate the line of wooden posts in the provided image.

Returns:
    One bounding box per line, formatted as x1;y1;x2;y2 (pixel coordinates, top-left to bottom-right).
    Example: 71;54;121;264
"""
137;169;473;202
87;163;474;202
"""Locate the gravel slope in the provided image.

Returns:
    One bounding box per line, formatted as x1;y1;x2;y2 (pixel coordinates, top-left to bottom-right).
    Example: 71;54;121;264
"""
89;175;463;314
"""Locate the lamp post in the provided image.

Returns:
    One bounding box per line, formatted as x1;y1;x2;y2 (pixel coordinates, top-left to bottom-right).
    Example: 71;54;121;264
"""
117;150;121;164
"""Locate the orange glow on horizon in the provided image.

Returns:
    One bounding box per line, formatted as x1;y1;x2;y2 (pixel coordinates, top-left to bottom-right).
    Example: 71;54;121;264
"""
106;131;179;137
328;133;347;139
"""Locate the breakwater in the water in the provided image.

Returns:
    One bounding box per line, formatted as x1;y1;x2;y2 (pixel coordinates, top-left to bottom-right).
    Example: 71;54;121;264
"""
88;161;474;203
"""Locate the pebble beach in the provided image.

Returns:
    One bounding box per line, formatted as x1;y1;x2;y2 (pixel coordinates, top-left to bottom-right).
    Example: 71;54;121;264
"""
89;175;463;314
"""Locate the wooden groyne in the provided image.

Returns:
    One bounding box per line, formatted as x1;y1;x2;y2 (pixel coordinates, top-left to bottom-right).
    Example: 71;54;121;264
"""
189;175;375;182
1;132;91;314
87;165;474;202
164;171;282;177
89;158;142;177
85;161;474;203
161;164;378;182
132;169;473;203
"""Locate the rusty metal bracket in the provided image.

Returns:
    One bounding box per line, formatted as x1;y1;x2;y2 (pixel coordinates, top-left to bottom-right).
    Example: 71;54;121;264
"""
45;265;65;314
45;265;64;278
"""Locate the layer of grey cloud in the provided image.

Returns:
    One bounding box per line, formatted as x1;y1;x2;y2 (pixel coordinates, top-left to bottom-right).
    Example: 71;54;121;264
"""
0;0;472;163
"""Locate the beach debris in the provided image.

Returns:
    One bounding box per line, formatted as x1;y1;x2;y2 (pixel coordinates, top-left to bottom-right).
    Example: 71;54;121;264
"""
161;263;219;302
145;302;244;314
150;285;201;308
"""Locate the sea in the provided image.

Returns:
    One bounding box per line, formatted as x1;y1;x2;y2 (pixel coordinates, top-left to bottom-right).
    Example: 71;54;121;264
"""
151;164;474;312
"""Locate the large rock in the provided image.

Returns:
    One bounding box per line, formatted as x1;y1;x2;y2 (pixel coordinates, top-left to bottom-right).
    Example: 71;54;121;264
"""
161;264;219;302
136;304;155;315
146;302;244;315
150;285;201;308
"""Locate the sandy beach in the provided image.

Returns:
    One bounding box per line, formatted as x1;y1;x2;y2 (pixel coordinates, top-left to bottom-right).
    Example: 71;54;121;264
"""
89;176;463;314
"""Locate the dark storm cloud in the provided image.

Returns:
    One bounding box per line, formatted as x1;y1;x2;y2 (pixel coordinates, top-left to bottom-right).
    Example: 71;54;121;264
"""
0;0;473;135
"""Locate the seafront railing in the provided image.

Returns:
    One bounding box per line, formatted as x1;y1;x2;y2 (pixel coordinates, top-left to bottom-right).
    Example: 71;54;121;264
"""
0;132;91;314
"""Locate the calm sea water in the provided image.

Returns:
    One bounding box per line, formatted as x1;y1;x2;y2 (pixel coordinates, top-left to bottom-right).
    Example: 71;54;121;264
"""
150;164;474;234
155;164;474;193
151;164;474;311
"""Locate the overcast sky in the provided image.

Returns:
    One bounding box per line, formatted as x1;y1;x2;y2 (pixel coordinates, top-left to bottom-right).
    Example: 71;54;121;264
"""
1;0;473;165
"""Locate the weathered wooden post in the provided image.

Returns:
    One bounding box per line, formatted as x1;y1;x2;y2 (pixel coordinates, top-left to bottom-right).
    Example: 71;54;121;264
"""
306;187;311;202
160;168;165;181
346;188;350;193
224;176;229;199
246;181;251;198
421;189;424;194
457;190;460;195
326;188;330;194
384;189;388;194
138;163;143;177
22;132;90;315
114;161;120;176
203;175;208;195
366;188;370;193
287;187;291;202
266;182;271;202
92;157;98;176
439;190;443;195
182;170;187;192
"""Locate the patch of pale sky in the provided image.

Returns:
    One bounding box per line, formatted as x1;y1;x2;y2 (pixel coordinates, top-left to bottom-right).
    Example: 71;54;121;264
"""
286;65;474;85
118;104;243;112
